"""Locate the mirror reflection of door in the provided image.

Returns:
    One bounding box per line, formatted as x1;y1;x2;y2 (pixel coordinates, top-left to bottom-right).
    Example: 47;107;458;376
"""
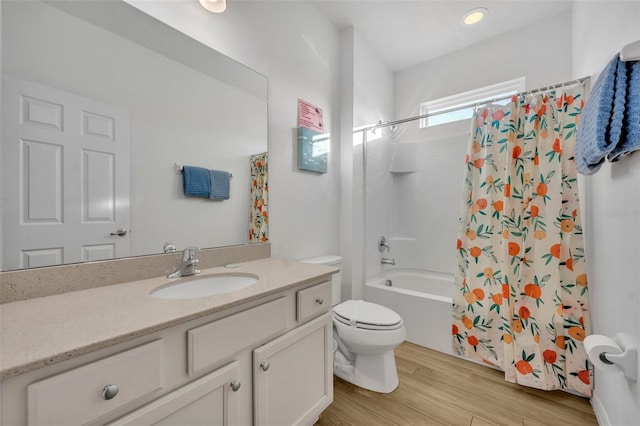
2;76;130;270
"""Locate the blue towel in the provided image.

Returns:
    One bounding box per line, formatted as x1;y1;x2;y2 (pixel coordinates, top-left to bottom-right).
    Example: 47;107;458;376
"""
183;166;210;198
609;60;640;161
576;55;626;174
209;169;230;200
609;58;628;149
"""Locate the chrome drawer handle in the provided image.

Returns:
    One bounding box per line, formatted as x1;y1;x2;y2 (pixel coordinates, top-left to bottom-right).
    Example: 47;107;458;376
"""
316;298;324;305
230;380;241;392
102;384;119;400
260;361;270;371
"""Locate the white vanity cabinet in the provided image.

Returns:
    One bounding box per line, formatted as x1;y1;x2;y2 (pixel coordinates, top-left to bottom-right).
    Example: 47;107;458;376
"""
0;278;333;426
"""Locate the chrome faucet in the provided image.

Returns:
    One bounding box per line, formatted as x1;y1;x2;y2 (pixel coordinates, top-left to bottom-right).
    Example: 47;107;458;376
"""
381;257;396;265
168;247;201;278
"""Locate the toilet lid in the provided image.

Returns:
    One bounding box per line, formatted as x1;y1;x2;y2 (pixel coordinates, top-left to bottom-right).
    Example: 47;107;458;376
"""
333;300;402;329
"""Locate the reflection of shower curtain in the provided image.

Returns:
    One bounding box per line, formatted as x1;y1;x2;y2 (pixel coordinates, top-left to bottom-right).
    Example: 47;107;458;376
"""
452;83;592;396
249;152;268;243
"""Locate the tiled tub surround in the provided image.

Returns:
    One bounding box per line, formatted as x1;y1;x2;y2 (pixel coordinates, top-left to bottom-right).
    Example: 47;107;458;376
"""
0;256;337;379
0;243;271;304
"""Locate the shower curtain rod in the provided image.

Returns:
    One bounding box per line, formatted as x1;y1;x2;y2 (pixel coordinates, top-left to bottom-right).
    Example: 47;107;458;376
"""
360;76;590;133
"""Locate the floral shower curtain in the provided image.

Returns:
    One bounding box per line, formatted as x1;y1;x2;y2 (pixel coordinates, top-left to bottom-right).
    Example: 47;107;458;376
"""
249;152;268;243
452;83;592;396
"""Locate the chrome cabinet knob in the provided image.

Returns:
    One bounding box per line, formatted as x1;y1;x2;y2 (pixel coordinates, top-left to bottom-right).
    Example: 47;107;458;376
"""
110;228;128;237
230;380;241;392
316;298;324;305
102;384;119;400
260;361;270;371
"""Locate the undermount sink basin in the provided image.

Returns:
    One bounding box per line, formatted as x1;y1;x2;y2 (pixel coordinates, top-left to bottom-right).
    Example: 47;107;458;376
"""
150;274;260;299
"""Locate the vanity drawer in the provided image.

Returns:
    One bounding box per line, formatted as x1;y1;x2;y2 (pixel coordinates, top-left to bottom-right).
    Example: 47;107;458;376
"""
188;297;288;375
297;280;332;323
27;340;164;426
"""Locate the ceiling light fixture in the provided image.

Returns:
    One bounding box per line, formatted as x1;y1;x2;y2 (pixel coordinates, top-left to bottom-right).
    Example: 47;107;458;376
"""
199;0;226;13
462;7;487;25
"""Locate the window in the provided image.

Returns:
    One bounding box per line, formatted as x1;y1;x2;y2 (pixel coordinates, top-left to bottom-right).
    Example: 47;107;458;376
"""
419;77;525;128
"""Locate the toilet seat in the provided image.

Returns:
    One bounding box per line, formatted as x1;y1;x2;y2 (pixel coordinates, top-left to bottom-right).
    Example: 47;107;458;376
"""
333;300;403;330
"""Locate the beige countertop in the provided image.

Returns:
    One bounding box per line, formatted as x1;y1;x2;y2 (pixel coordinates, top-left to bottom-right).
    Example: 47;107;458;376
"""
0;258;337;379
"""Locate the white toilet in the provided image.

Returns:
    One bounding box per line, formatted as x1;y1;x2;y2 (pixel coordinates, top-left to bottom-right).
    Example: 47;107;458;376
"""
301;255;406;393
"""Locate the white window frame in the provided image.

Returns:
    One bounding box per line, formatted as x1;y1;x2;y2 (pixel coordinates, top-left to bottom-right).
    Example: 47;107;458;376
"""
419;77;526;128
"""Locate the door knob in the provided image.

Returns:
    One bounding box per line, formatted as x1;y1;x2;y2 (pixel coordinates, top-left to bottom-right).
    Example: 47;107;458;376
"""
110;228;128;237
230;380;241;392
260;361;270;371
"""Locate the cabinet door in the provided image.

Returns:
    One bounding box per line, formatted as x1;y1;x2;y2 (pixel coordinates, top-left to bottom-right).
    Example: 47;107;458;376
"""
254;313;333;426
109;361;241;426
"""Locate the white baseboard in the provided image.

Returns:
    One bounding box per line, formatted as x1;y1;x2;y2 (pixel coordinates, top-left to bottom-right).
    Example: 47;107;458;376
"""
591;390;610;426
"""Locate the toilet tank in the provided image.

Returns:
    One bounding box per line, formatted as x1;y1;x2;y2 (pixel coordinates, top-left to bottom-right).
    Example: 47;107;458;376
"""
300;255;342;306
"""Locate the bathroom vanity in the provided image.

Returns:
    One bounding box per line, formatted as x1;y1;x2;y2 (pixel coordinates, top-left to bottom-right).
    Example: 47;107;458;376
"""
0;258;336;425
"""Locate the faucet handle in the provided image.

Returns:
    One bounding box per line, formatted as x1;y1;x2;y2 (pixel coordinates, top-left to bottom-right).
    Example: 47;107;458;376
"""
378;236;390;253
183;246;199;261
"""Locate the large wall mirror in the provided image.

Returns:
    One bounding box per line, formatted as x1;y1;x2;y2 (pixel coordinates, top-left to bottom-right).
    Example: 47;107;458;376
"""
1;0;268;271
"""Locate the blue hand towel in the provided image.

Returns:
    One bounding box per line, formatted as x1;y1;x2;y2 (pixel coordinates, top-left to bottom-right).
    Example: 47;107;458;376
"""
183;166;211;198
209;169;230;200
609;60;640;161
575;55;626;174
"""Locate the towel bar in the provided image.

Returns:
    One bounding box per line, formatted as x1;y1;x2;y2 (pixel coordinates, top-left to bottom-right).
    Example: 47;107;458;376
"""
175;163;232;178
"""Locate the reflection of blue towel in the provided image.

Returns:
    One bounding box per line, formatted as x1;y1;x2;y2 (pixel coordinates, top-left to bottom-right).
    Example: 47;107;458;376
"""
209;170;230;200
183;166;210;198
576;56;625;175
609;60;640;161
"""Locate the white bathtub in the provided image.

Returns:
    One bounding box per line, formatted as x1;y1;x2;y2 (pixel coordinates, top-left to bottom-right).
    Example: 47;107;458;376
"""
364;268;454;354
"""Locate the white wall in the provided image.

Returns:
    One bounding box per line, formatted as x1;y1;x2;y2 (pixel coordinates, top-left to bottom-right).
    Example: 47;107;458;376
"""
339;28;355;302
350;33;394;299
572;2;640;425
128;0;342;261
395;11;573;123
337;27;393;301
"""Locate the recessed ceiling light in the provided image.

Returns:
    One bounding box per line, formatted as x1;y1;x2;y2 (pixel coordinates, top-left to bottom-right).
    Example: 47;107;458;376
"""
463;7;488;25
199;0;227;13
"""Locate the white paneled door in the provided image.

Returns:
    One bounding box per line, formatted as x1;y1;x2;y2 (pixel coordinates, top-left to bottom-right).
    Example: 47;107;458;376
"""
2;75;130;270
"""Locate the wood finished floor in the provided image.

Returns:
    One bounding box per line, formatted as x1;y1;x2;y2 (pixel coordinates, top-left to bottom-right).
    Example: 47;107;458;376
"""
316;342;598;426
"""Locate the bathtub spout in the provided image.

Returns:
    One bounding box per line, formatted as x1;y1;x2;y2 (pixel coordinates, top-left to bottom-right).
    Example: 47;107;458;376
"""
381;258;396;265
